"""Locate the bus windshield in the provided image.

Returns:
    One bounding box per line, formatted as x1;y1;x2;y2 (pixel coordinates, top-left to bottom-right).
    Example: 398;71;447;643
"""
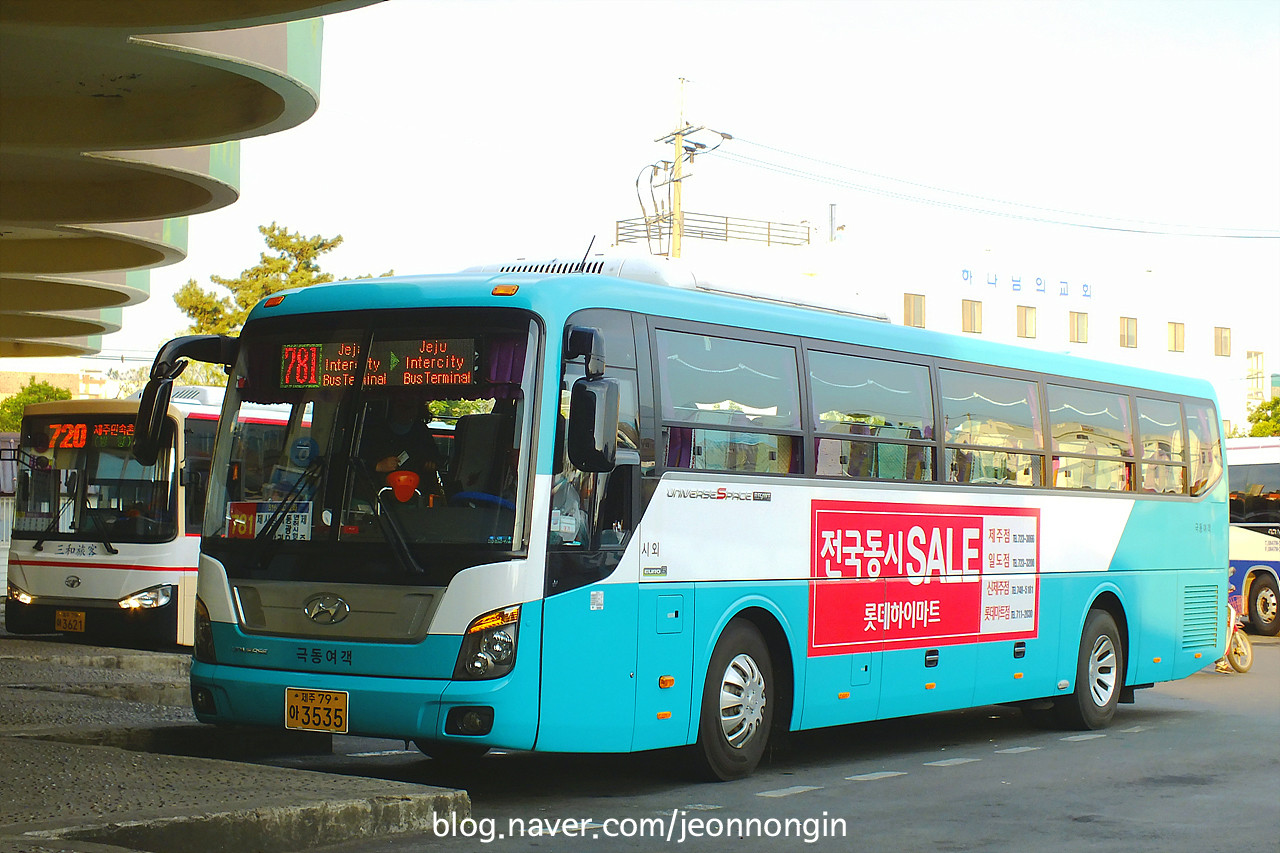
13;413;177;544
204;307;538;586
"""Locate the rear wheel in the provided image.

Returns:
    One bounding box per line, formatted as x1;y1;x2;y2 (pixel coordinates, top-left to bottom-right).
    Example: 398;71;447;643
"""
693;619;774;781
1055;609;1124;730
1227;628;1253;673
1247;574;1279;636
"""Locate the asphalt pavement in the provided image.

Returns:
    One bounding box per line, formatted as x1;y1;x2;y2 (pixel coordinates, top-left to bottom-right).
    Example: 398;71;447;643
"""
0;626;469;853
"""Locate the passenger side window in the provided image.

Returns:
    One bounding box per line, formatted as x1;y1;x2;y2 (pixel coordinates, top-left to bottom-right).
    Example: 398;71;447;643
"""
809;351;934;481
657;329;802;474
1137;397;1186;494
1186;401;1223;496
940;369;1043;486
1047;385;1134;491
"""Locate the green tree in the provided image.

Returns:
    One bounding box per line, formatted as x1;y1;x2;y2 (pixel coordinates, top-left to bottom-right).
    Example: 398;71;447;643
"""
174;222;345;335
0;377;72;431
1245;396;1280;436
170;222;391;387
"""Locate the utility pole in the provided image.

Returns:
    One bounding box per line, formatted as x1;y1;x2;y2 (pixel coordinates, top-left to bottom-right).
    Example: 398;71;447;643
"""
672;122;685;258
656;78;700;258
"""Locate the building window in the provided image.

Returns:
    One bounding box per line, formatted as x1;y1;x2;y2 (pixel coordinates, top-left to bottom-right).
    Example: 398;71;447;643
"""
1017;305;1036;339
1168;322;1184;352
961;299;982;334
904;294;925;328
1247;351;1265;404
1119;317;1137;348
1069;312;1088;344
1215;327;1231;357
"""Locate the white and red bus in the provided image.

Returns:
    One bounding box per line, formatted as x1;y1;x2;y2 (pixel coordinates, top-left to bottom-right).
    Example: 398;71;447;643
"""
4;387;287;647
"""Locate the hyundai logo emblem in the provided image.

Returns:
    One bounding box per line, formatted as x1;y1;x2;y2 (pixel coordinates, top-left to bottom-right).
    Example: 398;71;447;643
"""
302;594;350;625
64;575;81;589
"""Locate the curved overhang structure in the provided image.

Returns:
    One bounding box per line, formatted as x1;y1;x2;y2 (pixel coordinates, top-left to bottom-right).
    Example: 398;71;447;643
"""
0;0;380;359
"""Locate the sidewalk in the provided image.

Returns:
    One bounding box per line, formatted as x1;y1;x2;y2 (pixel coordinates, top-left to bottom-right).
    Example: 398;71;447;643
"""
0;633;469;853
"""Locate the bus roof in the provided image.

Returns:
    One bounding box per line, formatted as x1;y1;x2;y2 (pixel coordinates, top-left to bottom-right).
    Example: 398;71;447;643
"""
1226;436;1280;464
246;268;1219;403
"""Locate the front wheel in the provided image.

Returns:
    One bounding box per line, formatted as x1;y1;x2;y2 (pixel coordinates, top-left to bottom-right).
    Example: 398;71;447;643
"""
1227;628;1253;673
693;619;774;781
1055;609;1124;730
1247;573;1279;636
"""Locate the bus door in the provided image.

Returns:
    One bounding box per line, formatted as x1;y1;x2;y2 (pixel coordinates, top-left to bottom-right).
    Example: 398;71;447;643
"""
538;316;644;752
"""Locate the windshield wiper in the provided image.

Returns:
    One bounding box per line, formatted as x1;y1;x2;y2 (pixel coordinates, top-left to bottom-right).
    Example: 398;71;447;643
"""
255;456;326;545
32;509;66;552
33;483;115;554
79;493;118;555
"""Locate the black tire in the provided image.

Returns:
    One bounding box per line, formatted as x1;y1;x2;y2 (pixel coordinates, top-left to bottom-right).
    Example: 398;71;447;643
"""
412;739;490;762
1054;609;1124;730
1247;573;1280;636
692;619;774;782
1227;628;1253;673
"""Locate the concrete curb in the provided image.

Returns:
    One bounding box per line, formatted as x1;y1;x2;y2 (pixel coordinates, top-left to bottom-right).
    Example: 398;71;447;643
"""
17;790;470;853
1;636;472;853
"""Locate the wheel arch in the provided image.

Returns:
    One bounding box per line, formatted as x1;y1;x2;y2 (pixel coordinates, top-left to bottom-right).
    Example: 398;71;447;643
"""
1242;564;1279;595
1086;588;1131;683
694;597;799;740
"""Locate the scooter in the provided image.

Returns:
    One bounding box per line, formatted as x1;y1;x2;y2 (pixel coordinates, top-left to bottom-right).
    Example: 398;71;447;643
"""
1217;584;1253;674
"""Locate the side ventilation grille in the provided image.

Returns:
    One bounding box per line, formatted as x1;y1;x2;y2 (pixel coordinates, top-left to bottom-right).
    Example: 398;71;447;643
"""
1181;584;1220;650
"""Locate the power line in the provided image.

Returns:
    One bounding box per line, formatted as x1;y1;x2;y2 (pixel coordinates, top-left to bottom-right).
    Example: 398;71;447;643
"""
705;136;1280;240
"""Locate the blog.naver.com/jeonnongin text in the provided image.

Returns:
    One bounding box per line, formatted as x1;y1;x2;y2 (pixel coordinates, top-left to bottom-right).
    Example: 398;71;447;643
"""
433;809;848;844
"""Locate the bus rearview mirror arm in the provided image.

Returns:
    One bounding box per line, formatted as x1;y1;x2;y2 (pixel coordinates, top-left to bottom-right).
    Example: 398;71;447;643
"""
133;335;239;466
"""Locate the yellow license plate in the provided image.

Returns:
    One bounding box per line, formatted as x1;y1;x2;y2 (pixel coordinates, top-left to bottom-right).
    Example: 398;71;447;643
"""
55;610;86;632
284;687;349;733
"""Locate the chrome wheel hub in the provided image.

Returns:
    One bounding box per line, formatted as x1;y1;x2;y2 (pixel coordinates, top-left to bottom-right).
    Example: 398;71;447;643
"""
719;653;766;748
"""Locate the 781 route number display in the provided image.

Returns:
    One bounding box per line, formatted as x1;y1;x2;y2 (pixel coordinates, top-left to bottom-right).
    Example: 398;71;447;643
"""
280;339;476;388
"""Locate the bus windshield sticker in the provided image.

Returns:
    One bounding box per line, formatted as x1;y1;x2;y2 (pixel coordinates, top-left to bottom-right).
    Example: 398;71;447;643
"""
227;501;313;540
809;500;1040;656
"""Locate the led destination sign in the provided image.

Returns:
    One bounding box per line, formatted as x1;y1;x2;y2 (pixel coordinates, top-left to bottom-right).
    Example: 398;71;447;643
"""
36;421;135;450
280;339;477;389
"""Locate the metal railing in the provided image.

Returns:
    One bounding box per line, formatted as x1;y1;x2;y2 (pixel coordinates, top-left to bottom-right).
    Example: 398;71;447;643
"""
616;211;811;251
0;496;12;545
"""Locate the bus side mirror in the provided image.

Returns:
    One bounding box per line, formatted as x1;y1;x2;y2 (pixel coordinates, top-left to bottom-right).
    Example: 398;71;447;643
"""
133;378;173;466
564;326;605;379
568;376;619;473
134;334;237;466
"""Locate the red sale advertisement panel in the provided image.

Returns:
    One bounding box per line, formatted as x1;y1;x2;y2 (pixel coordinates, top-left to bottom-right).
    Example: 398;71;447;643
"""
810;500;1039;656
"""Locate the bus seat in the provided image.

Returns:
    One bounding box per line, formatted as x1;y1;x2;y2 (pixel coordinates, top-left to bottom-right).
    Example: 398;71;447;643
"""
449;412;515;496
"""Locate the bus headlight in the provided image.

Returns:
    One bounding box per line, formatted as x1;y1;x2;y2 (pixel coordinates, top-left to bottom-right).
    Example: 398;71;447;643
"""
193;596;217;664
454;605;520;680
118;584;173;610
8;583;34;605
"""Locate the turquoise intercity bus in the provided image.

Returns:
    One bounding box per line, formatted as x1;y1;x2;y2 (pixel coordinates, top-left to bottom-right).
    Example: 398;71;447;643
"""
132;257;1228;779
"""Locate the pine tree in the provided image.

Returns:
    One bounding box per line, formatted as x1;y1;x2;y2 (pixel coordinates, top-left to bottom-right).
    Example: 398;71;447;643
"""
174;223;347;335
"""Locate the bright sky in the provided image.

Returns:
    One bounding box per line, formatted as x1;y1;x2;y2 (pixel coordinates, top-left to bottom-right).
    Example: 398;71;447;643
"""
62;0;1280;362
